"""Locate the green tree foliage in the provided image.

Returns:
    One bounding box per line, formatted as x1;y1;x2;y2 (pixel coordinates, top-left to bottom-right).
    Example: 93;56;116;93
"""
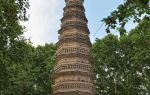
0;0;29;50
5;41;35;95
0;0;56;94
31;44;56;95
103;0;150;34
0;0;29;94
0;41;56;95
93;18;150;95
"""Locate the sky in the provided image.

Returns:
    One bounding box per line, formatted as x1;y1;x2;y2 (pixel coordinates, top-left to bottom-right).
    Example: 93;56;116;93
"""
22;0;136;46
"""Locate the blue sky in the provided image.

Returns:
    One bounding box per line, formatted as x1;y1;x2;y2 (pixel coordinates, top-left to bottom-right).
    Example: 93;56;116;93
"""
84;0;124;42
23;0;136;46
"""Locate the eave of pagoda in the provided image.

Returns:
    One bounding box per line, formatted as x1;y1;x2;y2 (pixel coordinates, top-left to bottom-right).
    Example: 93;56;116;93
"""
54;91;94;95
58;25;90;34
57;38;92;49
53;82;94;95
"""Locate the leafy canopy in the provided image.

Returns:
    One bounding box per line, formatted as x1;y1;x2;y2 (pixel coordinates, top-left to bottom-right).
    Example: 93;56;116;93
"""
102;0;150;35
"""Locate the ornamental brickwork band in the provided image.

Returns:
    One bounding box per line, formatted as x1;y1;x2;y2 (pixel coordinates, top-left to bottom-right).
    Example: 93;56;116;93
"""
52;0;95;95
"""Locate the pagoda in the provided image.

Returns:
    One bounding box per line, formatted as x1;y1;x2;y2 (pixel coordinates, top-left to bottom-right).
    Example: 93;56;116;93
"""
52;0;95;95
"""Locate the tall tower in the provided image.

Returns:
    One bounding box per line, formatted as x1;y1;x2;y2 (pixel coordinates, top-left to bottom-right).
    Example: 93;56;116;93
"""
52;0;95;95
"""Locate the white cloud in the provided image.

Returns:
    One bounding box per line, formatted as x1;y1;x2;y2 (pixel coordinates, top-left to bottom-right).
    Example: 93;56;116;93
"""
23;0;64;46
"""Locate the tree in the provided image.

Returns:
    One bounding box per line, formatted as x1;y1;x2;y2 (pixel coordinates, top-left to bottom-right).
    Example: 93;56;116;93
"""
0;1;57;94
102;0;150;35
0;0;29;94
0;42;56;95
5;40;35;95
93;18;150;95
31;43;56;95
0;0;29;50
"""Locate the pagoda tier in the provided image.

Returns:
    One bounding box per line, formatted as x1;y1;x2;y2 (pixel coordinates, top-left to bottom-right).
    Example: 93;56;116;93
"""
52;0;95;95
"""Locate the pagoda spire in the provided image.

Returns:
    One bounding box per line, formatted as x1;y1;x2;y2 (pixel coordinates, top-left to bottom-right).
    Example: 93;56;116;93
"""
52;0;95;95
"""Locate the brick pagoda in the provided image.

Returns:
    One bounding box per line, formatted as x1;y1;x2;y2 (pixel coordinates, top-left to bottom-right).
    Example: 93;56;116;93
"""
52;0;95;95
